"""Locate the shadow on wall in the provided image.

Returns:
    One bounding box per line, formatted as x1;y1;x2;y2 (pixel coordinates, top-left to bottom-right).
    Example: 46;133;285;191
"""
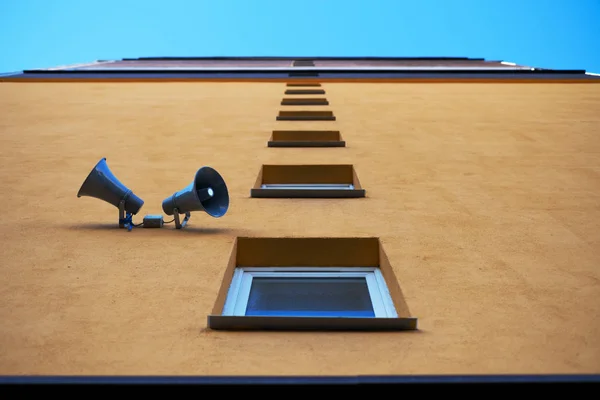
197;326;429;335
61;223;247;236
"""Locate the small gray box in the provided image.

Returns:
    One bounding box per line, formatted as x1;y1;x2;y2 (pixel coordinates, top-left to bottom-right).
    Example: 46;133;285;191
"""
143;215;164;228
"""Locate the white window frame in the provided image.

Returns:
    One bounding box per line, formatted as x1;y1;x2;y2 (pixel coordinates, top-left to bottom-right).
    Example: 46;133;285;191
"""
260;183;355;190
222;267;398;318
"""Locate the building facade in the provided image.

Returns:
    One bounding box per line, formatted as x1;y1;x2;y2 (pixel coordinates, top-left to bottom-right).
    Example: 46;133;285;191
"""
0;57;599;380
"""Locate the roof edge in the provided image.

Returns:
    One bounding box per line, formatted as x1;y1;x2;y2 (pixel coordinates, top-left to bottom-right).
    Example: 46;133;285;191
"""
121;56;486;61
19;68;590;75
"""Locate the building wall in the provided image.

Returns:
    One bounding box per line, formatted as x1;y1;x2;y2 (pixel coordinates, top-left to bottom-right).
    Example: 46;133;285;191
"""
0;81;599;375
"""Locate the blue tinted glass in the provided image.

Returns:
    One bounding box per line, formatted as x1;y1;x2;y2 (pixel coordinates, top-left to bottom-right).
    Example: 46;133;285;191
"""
245;277;375;317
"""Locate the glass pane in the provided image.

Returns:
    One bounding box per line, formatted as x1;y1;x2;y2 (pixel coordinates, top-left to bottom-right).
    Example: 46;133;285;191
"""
245;277;375;317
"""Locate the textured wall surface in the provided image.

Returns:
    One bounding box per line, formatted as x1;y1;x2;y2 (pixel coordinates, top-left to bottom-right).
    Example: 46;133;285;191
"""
0;82;599;375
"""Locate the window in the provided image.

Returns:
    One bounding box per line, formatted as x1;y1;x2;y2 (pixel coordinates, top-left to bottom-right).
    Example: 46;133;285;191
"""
208;237;418;331
250;164;365;198
281;97;329;106
288;72;319;77
222;267;397;318
285;89;326;95
268;130;345;148
286;82;322;87
276;111;335;121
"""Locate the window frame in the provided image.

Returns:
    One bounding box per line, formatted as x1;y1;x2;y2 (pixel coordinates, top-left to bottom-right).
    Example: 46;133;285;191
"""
222;267;398;318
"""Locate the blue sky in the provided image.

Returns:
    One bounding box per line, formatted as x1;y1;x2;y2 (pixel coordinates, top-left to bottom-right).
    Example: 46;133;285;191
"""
1;0;599;73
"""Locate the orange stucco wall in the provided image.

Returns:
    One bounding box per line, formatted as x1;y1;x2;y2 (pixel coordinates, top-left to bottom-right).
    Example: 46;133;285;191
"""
0;81;599;375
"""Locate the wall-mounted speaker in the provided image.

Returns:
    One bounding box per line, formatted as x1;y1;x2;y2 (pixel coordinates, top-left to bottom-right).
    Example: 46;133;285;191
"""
77;158;144;230
161;167;229;229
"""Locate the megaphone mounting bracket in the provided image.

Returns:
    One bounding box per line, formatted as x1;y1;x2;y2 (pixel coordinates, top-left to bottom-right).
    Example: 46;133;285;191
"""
173;208;191;229
118;200;134;232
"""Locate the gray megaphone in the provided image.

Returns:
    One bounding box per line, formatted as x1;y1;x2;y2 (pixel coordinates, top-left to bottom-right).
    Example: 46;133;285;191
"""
77;158;144;230
161;166;229;229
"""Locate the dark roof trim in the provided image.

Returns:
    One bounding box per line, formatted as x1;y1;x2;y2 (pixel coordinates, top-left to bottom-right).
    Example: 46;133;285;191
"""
0;374;598;385
122;56;485;61
19;68;588;75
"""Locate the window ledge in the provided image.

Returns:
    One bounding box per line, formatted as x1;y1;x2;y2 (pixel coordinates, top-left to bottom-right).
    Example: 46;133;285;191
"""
285;89;325;95
268;140;345;148
251;188;365;198
281;98;329;106
276;111;336;121
207;315;418;331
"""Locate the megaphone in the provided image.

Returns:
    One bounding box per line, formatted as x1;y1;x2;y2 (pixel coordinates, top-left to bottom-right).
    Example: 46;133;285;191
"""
77;158;144;230
161;166;229;229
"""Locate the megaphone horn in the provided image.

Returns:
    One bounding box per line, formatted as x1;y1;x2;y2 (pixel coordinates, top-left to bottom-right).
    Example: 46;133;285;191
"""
161;166;229;229
77;158;144;230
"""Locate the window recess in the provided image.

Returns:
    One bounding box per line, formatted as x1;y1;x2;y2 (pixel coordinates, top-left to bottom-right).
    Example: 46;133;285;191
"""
208;237;418;331
286;83;322;87
281;98;329;106
276;110;335;121
268;130;345;148
285;89;326;95
250;164;365;198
